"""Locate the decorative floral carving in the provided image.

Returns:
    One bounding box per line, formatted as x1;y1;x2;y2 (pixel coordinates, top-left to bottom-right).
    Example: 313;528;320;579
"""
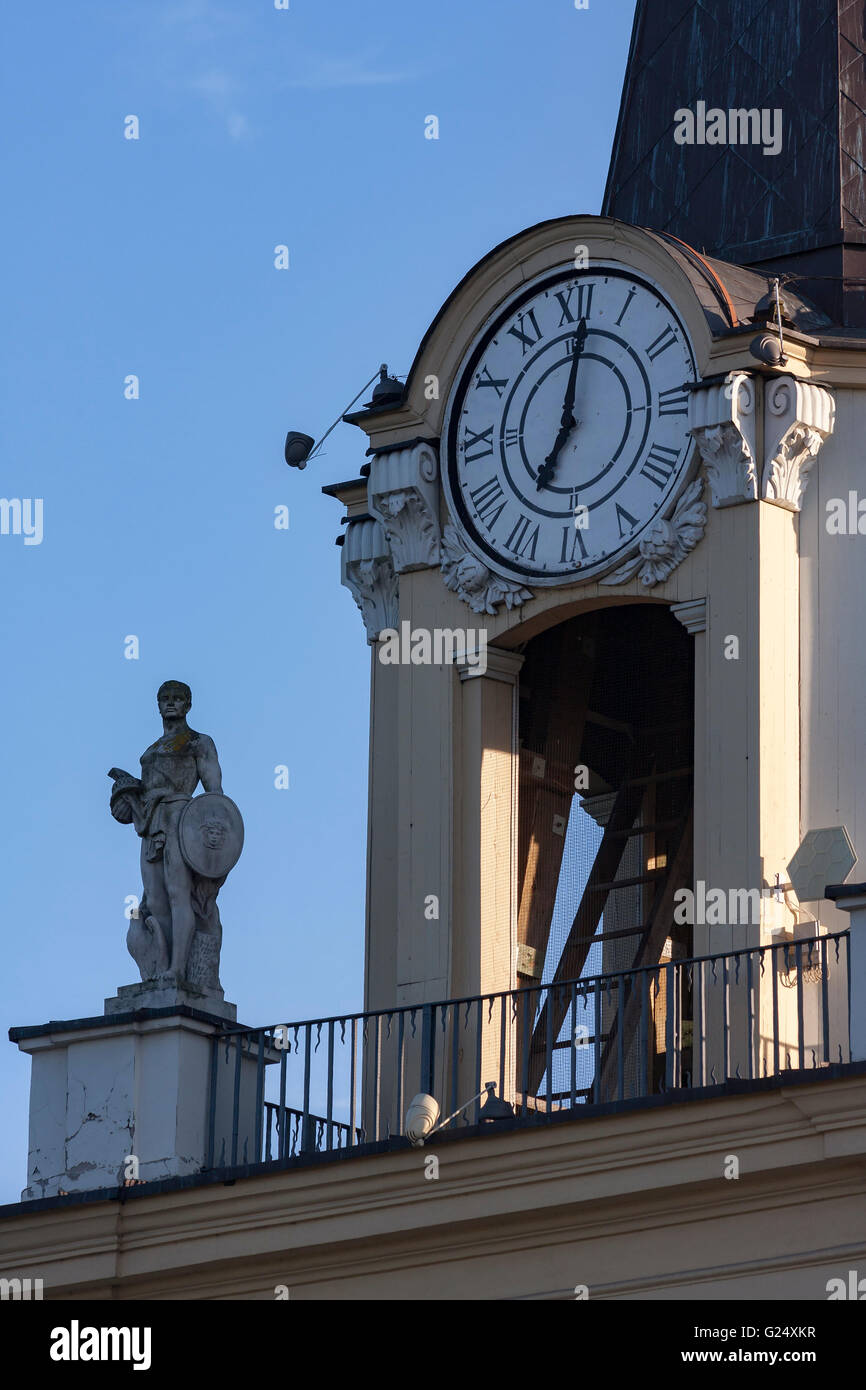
763;424;824;510
762;377;835;510
341;517;398;641
369;442;441;571
694;422;759;505
601;480;707;588
375;488;440;570
689;373;759;507
440;525;533;614
345;555;398;640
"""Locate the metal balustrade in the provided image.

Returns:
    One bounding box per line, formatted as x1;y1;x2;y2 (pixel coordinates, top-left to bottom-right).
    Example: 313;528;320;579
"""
205;931;850;1172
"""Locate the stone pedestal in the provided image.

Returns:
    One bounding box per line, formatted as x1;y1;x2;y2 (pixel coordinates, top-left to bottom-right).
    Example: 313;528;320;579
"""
11;1001;265;1200
104;977;236;1023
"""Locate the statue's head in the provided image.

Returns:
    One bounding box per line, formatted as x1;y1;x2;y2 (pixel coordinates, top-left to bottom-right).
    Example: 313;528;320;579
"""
157;680;192;718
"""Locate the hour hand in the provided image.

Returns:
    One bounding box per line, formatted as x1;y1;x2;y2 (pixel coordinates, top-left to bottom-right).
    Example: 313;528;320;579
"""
536;417;575;490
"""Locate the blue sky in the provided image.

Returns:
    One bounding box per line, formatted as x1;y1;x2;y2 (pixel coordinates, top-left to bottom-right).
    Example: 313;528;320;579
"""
0;0;636;1202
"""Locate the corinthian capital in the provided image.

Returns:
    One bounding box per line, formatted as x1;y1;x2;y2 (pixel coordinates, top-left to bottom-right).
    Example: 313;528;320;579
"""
368;440;441;571
689;372;759;507
342;517;398;642
762;377;835;511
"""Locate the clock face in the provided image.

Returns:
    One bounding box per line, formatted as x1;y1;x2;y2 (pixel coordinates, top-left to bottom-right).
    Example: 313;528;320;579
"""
442;266;697;584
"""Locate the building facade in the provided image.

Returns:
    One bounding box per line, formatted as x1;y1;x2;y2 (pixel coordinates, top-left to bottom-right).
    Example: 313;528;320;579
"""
3;0;866;1302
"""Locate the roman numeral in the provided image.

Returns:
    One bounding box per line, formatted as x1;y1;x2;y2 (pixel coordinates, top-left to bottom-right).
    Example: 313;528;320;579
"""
657;385;689;417
560;525;588;565
640;442;680;489
505;514;540;560
615;287;637;326
646;325;678;361
462;424;494;462
475;366;508;398
507;308;542;354
554;283;593;324
469;476;507;531
616;503;639;537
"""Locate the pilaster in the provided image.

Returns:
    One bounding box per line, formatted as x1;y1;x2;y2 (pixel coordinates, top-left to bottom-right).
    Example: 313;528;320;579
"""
452;646;524;1002
687;373;834;956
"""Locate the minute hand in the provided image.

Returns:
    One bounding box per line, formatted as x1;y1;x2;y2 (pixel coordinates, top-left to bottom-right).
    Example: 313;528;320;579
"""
536;317;587;491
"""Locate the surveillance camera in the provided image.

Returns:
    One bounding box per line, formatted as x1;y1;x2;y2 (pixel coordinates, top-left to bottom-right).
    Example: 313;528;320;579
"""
404;1093;440;1147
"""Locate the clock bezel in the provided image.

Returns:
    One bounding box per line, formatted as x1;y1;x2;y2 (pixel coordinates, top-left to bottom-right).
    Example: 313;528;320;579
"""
440;261;699;587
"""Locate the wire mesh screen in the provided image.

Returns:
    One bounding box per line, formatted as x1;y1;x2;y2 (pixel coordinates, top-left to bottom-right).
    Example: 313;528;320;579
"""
542;799;604;986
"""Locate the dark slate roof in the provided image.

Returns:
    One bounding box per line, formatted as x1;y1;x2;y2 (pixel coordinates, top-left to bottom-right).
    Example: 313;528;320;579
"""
648;229;833;333
603;0;866;328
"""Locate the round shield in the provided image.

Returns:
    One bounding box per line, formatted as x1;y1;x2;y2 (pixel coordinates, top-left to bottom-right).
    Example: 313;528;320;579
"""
178;793;244;879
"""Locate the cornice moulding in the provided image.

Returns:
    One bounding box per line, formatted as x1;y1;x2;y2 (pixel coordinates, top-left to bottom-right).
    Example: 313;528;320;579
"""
456;646;524;684
671;597;707;636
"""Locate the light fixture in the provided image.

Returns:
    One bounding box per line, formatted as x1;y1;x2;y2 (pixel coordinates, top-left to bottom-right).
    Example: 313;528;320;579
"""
749;277;789;367
404;1094;440;1147
284;364;404;469
478;1081;515;1124
404;1082;513;1147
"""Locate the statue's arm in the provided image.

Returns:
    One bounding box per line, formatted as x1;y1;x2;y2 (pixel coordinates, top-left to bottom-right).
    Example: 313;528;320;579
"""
197;736;223;794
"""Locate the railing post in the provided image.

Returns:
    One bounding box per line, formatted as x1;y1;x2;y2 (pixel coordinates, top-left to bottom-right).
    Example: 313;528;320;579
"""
826;886;866;1060
205;1034;218;1170
300;1024;314;1153
420;1004;435;1096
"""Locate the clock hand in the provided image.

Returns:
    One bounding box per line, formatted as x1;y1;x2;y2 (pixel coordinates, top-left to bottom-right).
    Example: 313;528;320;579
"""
560;316;586;421
536;317;587;491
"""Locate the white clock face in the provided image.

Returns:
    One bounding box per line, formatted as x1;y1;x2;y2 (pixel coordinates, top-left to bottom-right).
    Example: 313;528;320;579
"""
442;266;697;584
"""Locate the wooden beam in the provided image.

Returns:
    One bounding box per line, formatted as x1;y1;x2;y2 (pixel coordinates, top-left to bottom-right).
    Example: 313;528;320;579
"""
596;808;694;1102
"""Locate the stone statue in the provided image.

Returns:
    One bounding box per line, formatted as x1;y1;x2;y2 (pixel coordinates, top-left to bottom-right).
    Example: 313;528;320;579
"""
108;681;243;1005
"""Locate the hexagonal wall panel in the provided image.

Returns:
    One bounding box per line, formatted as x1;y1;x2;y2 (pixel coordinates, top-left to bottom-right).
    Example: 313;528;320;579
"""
787;826;857;903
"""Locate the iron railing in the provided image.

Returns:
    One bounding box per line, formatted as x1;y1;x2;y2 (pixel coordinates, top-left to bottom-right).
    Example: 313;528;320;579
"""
205;931;850;1171
262;1102;357;1159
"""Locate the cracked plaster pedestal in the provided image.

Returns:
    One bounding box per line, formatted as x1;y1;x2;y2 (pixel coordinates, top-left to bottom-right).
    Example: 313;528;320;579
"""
11;998;265;1200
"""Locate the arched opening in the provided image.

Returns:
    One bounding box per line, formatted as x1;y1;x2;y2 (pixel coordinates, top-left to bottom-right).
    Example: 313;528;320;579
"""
515;604;694;1105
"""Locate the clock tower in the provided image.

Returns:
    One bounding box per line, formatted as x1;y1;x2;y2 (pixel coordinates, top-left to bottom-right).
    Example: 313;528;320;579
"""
321;0;862;1102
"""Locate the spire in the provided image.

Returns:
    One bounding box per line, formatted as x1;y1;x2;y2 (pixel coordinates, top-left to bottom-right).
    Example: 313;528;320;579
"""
603;0;866;329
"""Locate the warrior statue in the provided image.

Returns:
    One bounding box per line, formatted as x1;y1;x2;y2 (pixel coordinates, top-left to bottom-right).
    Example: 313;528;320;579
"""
108;681;243;995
